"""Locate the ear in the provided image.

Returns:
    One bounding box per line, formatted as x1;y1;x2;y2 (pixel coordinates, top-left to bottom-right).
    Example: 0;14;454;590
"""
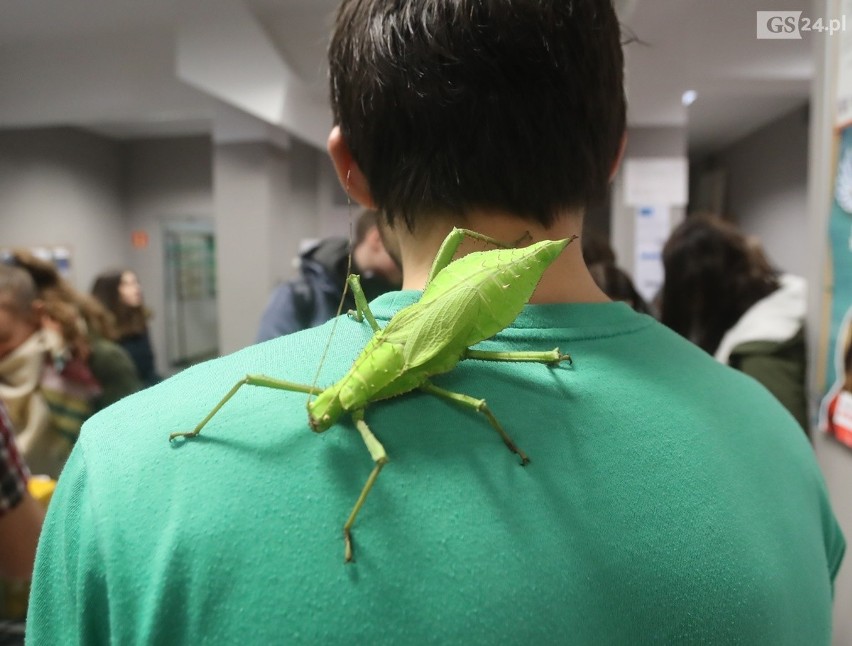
30;298;46;326
609;132;628;181
327;126;376;209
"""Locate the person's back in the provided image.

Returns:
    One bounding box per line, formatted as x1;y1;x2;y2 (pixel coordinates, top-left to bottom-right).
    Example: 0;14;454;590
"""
29;299;842;643
28;0;843;643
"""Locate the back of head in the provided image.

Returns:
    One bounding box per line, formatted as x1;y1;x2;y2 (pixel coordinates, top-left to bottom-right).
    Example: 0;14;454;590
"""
0;264;37;317
9;250;118;342
91;271;123;315
328;0;626;231
91;270;147;337
660;214;779;353
0;265;39;358
7;249;61;293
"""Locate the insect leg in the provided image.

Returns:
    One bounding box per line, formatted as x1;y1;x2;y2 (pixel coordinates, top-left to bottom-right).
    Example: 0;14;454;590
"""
345;274;381;332
343;408;389;562
463;348;572;366
426;228;517;284
419;382;529;466
168;374;320;442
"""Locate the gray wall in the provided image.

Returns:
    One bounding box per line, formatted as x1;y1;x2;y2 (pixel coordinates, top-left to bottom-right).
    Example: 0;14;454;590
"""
213;138;326;355
123;135;214;376
0;128;128;291
716;105;810;277
610;126;687;279
0;126;338;372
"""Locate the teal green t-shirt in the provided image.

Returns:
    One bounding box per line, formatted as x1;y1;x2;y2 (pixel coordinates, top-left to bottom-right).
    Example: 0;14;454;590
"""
28;293;844;644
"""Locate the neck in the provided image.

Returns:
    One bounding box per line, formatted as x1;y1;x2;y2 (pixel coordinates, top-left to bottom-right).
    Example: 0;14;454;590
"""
393;209;610;304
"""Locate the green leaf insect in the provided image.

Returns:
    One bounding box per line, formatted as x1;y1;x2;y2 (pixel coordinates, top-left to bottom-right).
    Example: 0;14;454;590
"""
169;227;576;561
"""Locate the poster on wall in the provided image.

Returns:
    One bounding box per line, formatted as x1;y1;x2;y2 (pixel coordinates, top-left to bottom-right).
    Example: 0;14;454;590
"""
633;205;671;303
0;245;73;280
819;126;852;447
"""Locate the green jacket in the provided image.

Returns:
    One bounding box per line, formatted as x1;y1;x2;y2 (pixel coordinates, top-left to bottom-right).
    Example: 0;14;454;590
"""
716;274;808;431
88;336;143;412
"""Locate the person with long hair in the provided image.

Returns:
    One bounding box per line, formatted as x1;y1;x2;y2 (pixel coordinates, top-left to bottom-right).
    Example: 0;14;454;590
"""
8;251;142;413
0;263;94;478
91;270;160;386
660;214;808;430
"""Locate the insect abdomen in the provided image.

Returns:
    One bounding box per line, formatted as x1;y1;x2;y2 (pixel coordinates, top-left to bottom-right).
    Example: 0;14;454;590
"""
420;239;570;346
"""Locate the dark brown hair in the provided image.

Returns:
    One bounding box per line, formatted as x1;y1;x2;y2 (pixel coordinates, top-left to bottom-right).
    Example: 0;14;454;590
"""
328;0;626;231
582;229;617;266
588;262;650;314
660;215;780;354
91;271;148;338
8;249;119;342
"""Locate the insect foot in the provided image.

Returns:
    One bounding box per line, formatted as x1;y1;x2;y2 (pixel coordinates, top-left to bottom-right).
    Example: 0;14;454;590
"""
475;400;530;466
168;430;198;442
342;412;390;563
556;350;573;366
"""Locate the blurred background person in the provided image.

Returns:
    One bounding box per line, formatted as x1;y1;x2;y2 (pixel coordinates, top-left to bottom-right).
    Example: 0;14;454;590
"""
582;227;650;314
660;214;808;432
256;210;402;341
91;270;160;387
0;264;86;478
10;251;142;414
588;262;651;314
580;228;617;267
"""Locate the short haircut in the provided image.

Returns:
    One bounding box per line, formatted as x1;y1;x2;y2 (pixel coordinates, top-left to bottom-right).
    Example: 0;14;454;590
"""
329;0;626;231
0;264;37;316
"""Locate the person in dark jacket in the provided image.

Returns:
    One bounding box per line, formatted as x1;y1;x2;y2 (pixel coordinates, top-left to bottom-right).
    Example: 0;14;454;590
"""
256;210;401;342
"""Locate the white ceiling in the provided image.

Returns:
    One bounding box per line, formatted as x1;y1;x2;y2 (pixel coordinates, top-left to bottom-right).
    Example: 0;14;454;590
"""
0;0;815;155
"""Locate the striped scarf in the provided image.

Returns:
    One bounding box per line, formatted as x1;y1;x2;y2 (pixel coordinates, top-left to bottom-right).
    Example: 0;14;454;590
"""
0;329;100;478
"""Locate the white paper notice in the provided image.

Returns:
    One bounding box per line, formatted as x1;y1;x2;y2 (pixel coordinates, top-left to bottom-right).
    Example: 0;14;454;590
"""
633;205;671;303
624;158;688;207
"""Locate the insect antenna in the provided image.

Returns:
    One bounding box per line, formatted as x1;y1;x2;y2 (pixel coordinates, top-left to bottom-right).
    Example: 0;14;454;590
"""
306;170;355;408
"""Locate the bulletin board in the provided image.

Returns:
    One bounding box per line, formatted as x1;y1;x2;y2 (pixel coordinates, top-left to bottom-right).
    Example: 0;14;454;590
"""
818;7;852;446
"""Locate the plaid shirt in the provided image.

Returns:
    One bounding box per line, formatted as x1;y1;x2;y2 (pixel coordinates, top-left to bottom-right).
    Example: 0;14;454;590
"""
0;401;29;517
